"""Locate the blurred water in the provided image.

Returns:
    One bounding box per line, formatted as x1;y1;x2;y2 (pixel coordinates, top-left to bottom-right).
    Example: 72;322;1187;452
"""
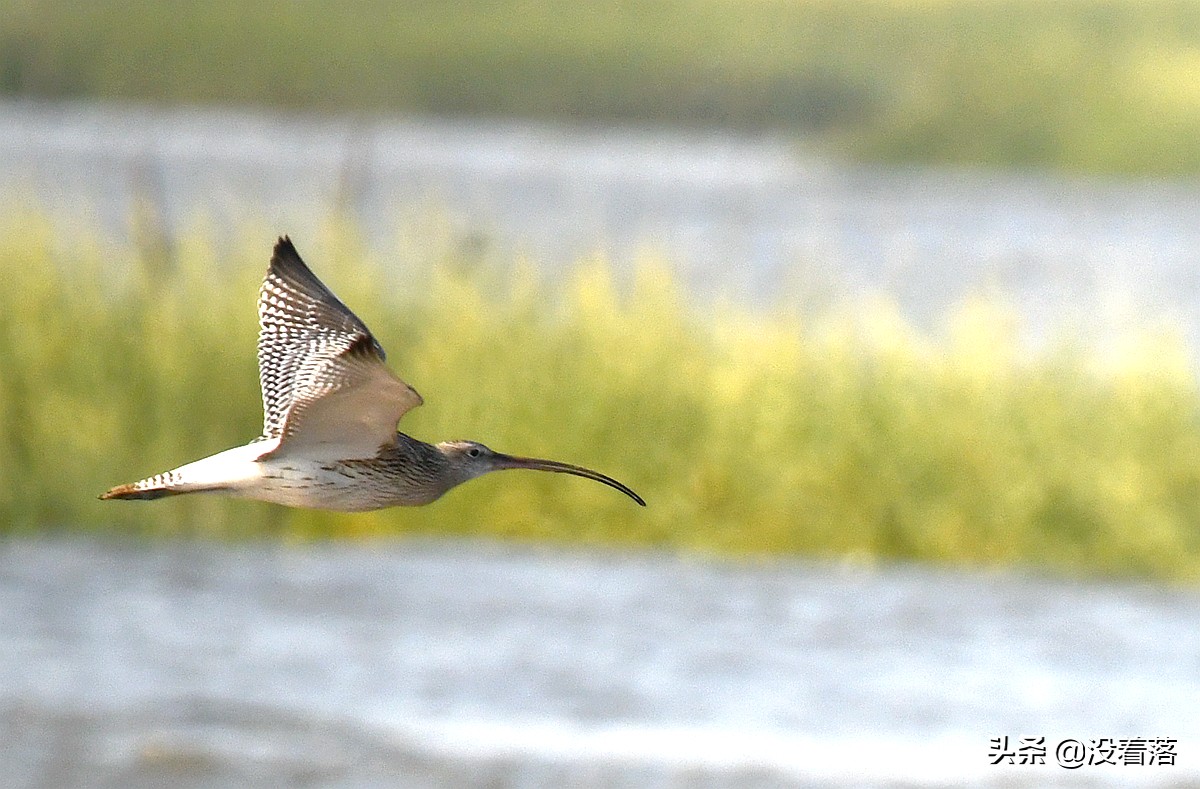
4;100;1200;356
1;537;1197;788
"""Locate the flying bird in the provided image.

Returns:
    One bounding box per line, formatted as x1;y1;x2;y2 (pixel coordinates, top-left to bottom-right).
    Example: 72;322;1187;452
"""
101;237;645;510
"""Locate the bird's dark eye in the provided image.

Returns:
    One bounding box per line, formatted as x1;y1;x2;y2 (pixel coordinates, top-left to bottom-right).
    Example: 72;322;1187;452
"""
467;447;481;458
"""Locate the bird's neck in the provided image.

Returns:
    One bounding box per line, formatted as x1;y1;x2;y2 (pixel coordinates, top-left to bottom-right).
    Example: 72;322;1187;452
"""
393;431;443;462
392;432;470;489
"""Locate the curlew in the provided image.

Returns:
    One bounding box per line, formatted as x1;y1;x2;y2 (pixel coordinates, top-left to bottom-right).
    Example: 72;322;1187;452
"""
100;237;645;510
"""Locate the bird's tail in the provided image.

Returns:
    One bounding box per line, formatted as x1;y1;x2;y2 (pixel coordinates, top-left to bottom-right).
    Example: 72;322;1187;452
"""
99;443;271;502
99;469;228;501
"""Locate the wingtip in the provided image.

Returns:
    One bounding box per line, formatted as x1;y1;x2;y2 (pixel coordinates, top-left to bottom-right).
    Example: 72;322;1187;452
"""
273;235;297;259
268;235;324;290
268;236;319;290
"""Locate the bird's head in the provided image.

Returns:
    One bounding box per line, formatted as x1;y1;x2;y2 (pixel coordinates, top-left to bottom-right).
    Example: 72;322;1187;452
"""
435;440;645;506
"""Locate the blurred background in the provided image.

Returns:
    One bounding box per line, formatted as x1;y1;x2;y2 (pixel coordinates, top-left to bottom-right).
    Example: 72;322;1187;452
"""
3;1;1200;786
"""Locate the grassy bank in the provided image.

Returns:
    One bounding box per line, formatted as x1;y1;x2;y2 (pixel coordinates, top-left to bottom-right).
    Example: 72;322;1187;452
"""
4;0;1200;174
3;214;1200;580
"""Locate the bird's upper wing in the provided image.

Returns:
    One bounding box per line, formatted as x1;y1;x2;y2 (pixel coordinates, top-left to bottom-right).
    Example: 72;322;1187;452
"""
255;236;422;458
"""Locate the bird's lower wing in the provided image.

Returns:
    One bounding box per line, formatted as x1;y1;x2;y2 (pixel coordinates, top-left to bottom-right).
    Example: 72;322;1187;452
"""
261;339;423;460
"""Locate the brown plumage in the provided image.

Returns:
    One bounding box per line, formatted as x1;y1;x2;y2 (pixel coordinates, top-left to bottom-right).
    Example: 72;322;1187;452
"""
100;237;645;510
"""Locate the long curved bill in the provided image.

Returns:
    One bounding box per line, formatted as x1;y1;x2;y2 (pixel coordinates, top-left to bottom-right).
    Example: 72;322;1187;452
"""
496;454;646;506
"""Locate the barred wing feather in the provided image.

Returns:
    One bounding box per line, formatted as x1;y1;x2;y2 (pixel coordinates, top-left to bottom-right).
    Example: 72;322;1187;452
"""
255;237;422;458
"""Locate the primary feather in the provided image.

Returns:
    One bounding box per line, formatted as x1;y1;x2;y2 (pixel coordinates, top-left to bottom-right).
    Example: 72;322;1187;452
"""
256;237;423;458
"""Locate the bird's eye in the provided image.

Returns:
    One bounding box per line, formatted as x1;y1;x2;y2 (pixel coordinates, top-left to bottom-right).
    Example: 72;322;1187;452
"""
467;447;481;458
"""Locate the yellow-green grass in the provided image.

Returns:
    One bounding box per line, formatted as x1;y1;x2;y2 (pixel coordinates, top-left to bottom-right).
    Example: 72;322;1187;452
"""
6;0;1200;174
3;212;1200;580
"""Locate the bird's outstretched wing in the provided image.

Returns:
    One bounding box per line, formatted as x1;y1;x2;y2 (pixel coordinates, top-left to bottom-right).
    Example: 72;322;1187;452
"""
255;236;422;458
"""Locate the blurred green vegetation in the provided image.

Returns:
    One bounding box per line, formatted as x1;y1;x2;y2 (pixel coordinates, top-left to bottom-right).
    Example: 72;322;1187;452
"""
4;0;1200;173
4;212;1200;580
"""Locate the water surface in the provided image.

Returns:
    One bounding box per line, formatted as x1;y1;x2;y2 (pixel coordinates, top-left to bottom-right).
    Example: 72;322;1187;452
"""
2;537;1196;787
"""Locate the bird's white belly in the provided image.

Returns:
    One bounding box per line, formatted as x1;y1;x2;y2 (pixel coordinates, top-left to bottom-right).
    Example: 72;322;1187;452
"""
242;459;393;511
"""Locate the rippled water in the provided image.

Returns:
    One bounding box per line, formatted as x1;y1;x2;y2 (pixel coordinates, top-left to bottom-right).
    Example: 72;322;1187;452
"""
2;538;1197;787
